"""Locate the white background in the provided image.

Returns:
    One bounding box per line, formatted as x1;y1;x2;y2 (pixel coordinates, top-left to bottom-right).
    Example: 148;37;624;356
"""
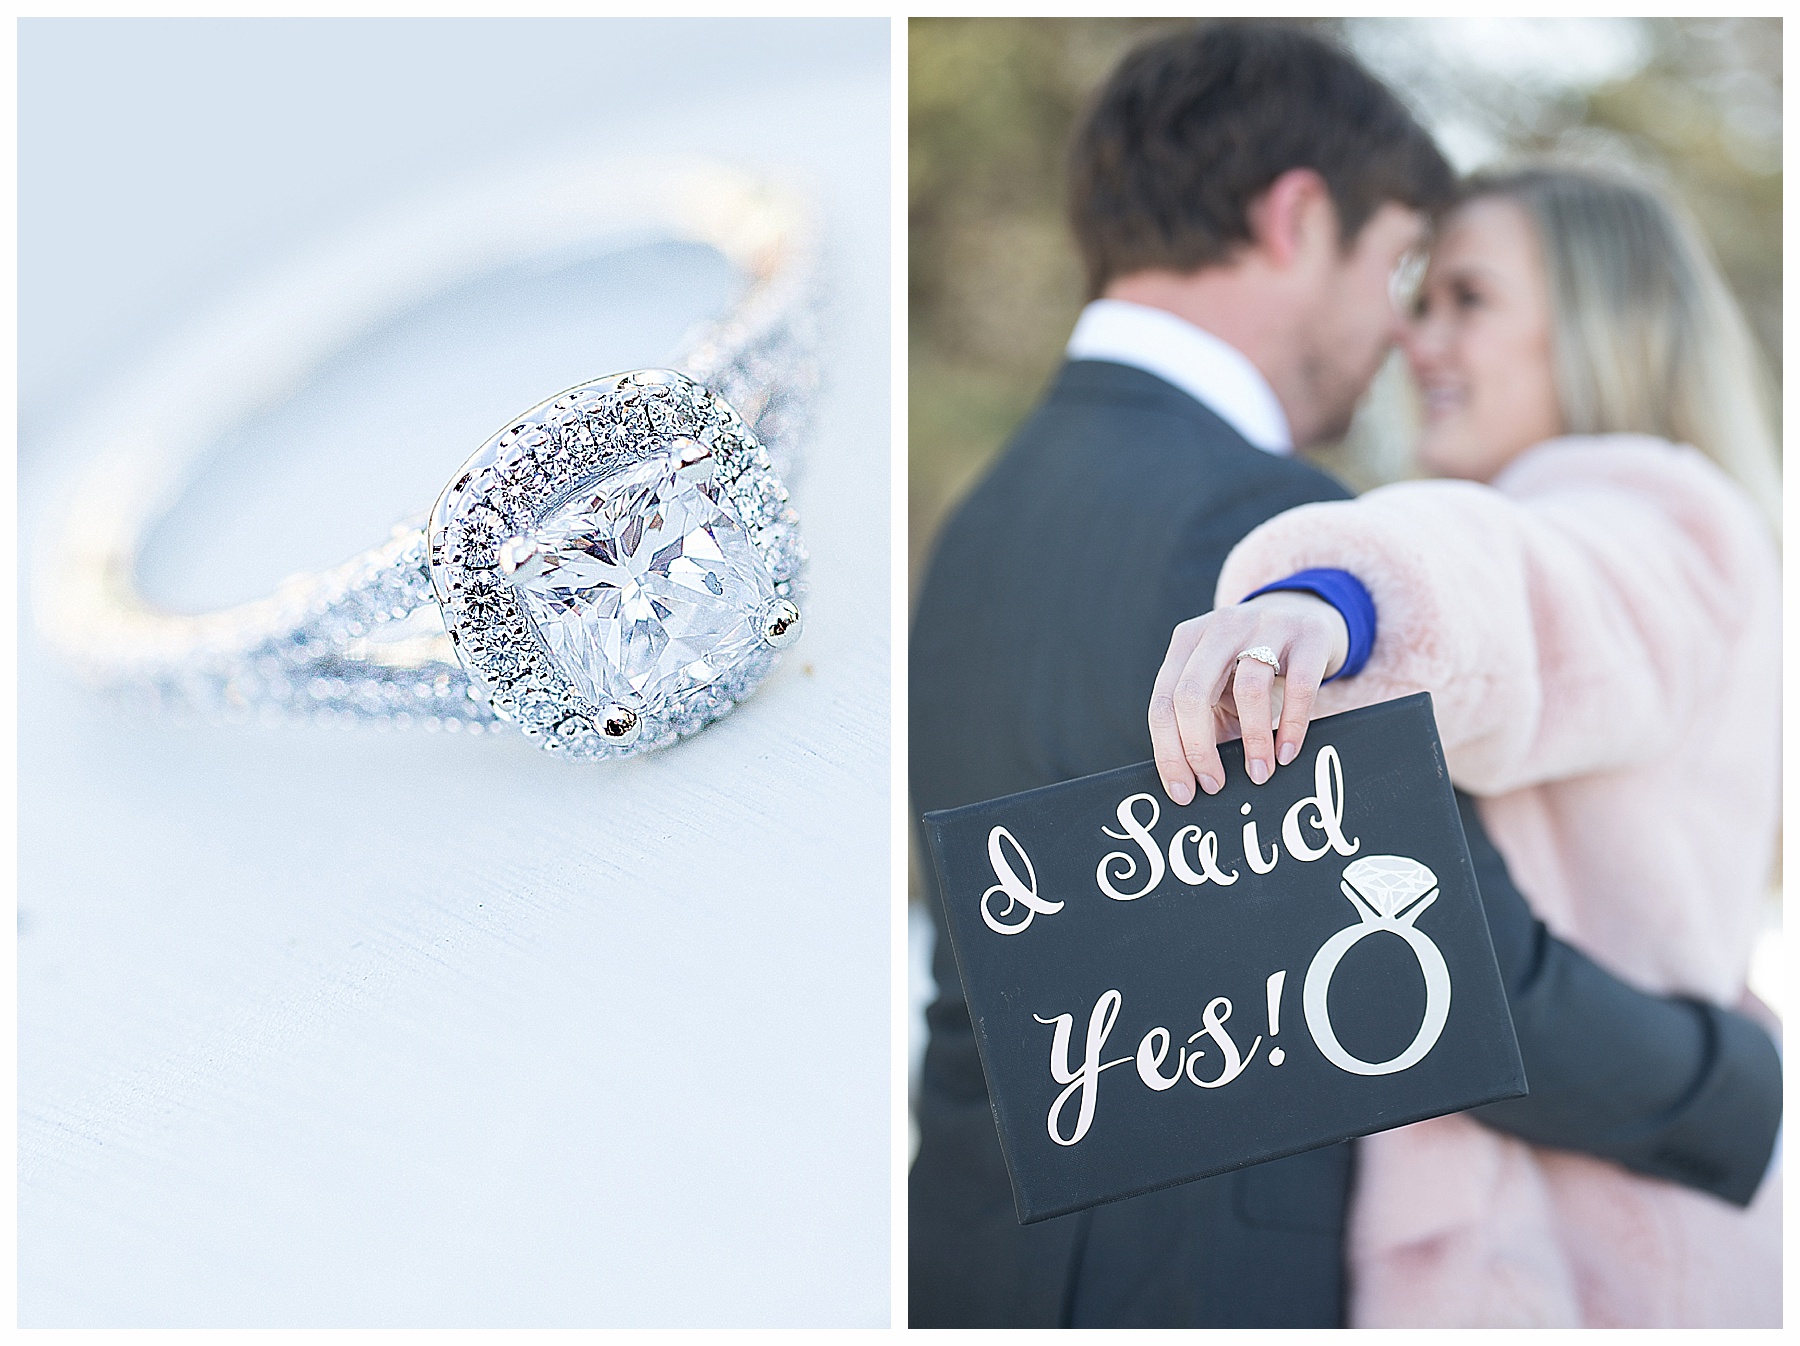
19;18;890;1327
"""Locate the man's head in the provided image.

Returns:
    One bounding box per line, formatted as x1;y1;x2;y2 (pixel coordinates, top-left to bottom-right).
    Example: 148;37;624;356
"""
1068;21;1454;446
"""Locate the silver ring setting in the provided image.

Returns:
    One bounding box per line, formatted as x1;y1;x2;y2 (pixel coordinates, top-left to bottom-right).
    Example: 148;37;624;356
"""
1236;645;1282;676
36;158;819;762
430;368;805;759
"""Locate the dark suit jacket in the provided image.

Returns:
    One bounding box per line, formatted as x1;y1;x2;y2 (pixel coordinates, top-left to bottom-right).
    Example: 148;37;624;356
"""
909;360;1781;1328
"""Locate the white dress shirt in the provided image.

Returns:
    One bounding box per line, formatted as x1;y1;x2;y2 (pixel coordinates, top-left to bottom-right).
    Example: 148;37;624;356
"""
1065;298;1293;456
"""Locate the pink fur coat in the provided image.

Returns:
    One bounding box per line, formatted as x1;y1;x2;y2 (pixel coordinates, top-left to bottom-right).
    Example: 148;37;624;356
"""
1216;433;1781;1327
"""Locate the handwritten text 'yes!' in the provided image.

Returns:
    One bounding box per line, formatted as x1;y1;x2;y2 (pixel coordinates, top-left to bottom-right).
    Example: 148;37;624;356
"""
1034;973;1293;1146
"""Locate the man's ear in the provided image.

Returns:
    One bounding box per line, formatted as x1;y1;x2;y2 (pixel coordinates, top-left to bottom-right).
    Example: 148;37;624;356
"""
1246;168;1337;271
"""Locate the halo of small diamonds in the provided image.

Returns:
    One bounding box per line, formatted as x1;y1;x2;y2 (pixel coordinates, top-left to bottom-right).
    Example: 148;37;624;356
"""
427;368;805;759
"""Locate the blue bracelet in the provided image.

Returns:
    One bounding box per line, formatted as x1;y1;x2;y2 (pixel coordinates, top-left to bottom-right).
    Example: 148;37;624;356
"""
1242;568;1375;682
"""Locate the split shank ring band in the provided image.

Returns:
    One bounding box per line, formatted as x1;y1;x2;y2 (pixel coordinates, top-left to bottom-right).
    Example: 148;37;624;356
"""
1236;645;1282;677
40;157;817;761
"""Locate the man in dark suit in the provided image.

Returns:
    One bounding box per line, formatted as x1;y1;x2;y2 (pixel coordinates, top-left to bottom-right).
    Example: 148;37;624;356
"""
909;22;1781;1328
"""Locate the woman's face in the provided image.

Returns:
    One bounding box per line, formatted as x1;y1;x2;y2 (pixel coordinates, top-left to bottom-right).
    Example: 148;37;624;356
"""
1403;196;1565;481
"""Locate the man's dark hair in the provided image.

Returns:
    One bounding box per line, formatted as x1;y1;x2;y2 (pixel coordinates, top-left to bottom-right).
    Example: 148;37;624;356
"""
1069;21;1455;298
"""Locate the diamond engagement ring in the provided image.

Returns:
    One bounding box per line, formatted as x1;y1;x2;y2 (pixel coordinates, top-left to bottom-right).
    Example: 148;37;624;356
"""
1236;645;1282;676
39;157;817;761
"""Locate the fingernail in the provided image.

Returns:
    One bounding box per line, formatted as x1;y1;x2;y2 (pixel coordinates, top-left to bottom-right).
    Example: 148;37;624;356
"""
1278;741;1298;766
1248;759;1270;785
1199;774;1221;795
1169;779;1194;805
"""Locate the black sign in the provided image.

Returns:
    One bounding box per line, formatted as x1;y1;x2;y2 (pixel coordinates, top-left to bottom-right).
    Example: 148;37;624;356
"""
922;693;1526;1224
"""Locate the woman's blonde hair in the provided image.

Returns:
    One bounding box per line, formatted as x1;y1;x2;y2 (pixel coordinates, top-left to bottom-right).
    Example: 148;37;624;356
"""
1463;164;1780;529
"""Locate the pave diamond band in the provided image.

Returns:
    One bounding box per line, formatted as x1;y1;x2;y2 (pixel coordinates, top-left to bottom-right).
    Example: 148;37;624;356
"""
39;157;817;759
1236;645;1282;676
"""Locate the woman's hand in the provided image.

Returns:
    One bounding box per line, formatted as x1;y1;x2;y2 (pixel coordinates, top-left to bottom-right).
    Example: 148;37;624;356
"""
1148;591;1349;803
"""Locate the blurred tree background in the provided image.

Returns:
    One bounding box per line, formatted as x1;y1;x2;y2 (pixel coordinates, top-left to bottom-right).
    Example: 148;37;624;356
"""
909;17;1782;584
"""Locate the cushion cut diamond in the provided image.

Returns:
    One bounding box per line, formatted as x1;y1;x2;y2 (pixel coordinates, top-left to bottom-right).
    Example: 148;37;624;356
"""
508;453;777;716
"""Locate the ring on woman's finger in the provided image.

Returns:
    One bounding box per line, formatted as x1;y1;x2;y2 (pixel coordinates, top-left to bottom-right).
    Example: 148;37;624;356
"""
1236;645;1282;677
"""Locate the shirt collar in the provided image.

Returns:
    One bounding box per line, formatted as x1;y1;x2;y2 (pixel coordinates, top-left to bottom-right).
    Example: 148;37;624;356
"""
1064;298;1294;456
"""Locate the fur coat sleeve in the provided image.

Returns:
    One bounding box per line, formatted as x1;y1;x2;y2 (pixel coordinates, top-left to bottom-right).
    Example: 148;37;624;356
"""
1214;434;1777;796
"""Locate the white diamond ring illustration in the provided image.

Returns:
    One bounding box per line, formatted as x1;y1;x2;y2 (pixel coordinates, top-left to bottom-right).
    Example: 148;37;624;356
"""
39;157;816;760
1302;855;1452;1076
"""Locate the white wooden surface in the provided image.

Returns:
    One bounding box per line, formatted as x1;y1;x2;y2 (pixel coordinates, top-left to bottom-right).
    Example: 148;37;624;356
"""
18;20;890;1327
